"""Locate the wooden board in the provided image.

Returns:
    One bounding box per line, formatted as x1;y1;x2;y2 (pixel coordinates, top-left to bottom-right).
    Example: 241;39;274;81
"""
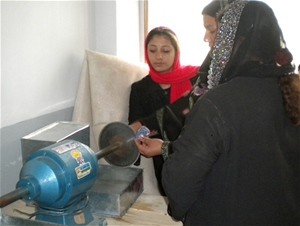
1;194;182;226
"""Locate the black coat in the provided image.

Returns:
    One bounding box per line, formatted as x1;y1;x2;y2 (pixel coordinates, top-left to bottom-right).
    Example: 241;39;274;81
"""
128;74;199;195
162;76;300;225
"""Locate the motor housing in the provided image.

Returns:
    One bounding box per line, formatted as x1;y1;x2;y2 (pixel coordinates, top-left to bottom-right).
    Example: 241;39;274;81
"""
16;140;99;209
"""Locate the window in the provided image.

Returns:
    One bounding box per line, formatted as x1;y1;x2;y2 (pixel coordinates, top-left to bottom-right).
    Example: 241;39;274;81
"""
147;0;212;66
146;0;299;67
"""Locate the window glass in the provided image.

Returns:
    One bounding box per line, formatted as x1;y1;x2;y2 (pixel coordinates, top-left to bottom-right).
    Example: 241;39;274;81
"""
147;0;299;67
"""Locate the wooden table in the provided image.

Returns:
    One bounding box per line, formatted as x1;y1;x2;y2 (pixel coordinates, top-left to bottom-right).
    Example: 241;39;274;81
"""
1;194;182;226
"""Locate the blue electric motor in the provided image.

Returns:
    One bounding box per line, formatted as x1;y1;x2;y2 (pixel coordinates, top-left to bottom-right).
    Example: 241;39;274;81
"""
0;122;139;225
16;139;99;209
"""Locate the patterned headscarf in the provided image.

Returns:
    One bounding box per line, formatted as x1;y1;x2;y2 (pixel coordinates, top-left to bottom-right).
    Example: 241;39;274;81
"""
207;0;294;89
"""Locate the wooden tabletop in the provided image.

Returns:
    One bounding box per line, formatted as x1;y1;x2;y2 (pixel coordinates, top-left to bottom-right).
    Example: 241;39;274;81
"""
2;194;182;226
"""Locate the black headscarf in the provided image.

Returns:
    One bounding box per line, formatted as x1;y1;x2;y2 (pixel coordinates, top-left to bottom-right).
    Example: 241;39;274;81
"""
208;0;295;88
202;1;223;17
202;0;237;17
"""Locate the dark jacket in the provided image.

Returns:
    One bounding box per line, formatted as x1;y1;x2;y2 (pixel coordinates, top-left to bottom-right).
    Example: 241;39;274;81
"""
129;75;199;138
129;74;199;195
129;75;170;134
162;76;300;225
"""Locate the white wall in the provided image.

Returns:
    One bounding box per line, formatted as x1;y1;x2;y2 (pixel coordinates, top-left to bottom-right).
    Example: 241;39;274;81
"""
94;0;117;56
93;0;143;63
1;1;90;128
116;0;142;63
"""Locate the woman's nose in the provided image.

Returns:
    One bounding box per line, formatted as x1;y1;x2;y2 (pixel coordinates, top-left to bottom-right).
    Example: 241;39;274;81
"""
156;52;163;59
204;33;210;43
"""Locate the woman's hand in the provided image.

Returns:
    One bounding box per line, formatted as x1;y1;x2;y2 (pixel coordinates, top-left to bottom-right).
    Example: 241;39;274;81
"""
135;137;163;158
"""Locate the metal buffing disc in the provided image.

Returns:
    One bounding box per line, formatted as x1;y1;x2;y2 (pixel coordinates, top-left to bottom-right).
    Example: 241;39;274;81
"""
98;122;139;167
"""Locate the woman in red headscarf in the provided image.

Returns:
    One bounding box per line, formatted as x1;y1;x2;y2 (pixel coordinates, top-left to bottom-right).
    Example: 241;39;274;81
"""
128;26;201;195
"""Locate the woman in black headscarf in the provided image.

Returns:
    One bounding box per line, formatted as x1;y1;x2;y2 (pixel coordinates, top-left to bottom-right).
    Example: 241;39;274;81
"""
159;1;300;225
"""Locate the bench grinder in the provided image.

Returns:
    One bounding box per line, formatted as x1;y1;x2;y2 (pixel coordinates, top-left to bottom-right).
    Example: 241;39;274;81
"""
0;122;142;225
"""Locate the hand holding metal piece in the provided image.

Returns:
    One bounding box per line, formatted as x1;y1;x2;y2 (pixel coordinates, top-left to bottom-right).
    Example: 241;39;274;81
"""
135;126;150;139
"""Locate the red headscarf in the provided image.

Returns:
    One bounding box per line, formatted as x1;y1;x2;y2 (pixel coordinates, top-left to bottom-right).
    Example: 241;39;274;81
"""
145;27;200;103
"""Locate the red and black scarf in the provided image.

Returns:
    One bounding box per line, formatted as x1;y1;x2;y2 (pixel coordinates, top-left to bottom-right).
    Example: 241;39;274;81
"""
145;48;200;103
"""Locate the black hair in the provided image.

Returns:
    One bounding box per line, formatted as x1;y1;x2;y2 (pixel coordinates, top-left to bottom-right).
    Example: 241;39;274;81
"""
145;26;179;54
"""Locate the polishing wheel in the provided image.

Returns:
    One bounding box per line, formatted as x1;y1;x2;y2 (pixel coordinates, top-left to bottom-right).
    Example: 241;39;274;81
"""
98;122;140;167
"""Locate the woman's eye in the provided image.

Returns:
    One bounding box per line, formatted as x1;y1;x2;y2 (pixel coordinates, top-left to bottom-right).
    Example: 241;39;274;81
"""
210;29;217;34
